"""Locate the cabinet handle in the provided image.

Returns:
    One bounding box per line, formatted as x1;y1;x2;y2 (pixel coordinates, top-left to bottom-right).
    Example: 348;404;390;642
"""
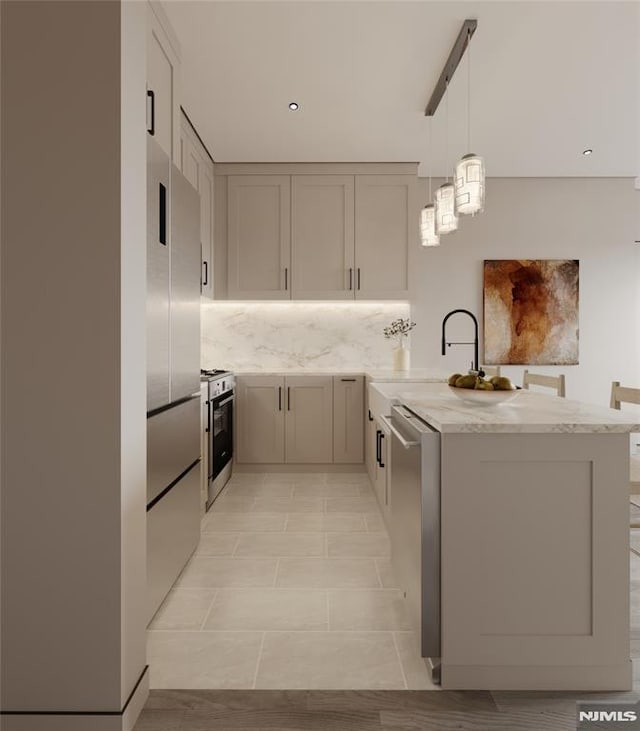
159;183;167;245
284;267;289;290
349;268;353;291
278;386;282;411
287;387;291;411
203;260;208;287
341;378;356;382
379;433;385;468
357;268;361;290
376;429;381;465
368;409;374;422
147;89;155;136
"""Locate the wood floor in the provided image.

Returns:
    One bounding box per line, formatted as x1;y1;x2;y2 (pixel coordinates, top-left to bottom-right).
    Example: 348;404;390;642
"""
134;687;640;730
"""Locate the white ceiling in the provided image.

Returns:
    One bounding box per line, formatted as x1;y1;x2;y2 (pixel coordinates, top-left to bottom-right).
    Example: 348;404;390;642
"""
162;1;639;177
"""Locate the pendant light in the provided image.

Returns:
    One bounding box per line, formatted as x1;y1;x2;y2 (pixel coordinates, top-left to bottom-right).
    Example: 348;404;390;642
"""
420;118;440;247
435;78;458;235
455;29;485;215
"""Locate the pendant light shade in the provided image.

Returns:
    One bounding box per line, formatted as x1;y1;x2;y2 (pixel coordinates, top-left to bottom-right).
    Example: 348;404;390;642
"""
434;183;458;234
455;153;485;215
420;204;439;247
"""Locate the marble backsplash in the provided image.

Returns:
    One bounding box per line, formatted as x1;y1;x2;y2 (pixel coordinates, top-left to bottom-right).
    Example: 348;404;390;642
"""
201;302;411;370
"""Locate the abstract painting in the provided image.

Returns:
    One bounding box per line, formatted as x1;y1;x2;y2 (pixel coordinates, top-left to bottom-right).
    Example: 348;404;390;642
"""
483;259;579;365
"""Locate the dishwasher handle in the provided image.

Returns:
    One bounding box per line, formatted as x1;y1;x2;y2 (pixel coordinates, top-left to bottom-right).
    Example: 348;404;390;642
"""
378;414;419;449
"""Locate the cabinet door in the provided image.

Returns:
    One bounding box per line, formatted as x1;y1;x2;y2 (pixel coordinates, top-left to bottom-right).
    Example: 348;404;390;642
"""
354;175;416;299
199;161;215;299
180;116;215;299
147;8;180;164
374;425;390;525
285;376;333;464
180;131;200;189
291;176;355;299
236;376;285;463
227;176;291;300
333;376;364;463
365;407;377;483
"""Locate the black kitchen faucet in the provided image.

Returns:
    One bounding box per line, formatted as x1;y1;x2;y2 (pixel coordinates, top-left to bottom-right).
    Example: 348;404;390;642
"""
441;309;481;374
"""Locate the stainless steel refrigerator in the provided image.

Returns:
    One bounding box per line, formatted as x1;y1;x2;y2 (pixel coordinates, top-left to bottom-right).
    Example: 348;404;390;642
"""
146;136;201;623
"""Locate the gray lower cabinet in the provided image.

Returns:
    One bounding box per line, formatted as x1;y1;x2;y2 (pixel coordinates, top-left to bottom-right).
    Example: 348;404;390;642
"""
285;376;333;463
236;376;285;463
236;374;364;465
333;376;364;463
374;419;390;524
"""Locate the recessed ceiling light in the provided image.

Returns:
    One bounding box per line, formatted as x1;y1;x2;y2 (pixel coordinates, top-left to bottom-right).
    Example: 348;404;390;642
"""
288;102;299;111
582;148;593;156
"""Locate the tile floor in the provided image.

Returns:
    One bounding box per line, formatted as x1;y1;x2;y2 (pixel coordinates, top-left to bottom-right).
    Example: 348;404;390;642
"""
147;471;437;690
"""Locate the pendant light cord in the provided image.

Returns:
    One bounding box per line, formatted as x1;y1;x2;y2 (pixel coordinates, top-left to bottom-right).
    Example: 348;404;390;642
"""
445;77;449;182
428;117;432;199
467;28;471;152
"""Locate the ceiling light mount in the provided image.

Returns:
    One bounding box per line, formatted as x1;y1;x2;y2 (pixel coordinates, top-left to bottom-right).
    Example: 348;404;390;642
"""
425;19;477;117
288;102;299;111
582;148;593;156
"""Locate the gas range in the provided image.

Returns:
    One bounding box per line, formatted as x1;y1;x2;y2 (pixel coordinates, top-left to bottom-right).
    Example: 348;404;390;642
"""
200;369;234;398
201;368;231;380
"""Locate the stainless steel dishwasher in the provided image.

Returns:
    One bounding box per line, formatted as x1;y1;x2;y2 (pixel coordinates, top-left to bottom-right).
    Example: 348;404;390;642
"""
383;404;441;684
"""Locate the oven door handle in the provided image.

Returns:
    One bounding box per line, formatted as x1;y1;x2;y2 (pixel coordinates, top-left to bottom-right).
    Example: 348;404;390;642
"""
216;395;235;408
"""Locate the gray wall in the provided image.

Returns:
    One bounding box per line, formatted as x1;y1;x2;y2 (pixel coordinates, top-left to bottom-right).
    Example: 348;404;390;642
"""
410;177;640;407
1;1;147;727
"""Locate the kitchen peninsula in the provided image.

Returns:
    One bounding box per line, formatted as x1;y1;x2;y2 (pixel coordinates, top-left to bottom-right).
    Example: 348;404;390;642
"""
376;381;640;690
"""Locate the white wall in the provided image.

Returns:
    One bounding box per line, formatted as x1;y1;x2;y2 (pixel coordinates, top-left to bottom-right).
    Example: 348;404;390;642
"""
1;2;148;728
410;177;640;408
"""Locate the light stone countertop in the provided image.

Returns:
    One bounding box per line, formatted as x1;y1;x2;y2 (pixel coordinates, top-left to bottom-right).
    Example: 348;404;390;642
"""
232;368;448;381
372;382;640;434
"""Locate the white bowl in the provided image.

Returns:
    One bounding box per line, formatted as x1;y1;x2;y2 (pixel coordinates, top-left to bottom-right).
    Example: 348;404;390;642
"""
448;385;519;406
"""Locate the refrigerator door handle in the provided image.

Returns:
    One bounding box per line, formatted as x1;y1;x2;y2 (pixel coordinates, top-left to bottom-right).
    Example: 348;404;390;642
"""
159;183;167;245
147;89;155;136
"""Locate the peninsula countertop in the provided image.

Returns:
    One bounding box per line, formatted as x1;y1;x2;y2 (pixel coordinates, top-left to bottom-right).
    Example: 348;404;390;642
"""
372;381;640;434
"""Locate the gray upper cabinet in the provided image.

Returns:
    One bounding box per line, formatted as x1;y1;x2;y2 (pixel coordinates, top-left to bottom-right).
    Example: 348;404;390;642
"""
227;175;291;300
217;164;417;301
291;175;355;300
180;114;215;299
147;4;181;166
354;175;414;300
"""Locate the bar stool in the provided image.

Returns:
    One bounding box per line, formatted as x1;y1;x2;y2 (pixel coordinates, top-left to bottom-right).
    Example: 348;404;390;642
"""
522;370;566;397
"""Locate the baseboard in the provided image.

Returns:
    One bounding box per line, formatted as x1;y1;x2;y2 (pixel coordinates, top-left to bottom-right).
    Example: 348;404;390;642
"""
441;662;632;691
2;667;149;731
